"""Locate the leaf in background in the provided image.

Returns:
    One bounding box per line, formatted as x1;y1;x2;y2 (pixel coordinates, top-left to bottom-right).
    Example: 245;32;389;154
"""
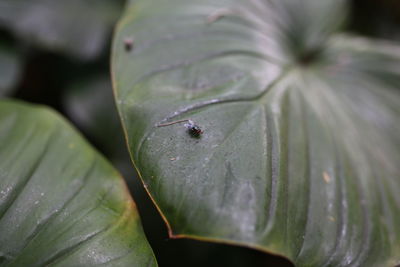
63;75;124;158
112;0;400;266
63;75;140;196
350;0;400;42
0;100;156;266
0;0;123;60
0;44;22;96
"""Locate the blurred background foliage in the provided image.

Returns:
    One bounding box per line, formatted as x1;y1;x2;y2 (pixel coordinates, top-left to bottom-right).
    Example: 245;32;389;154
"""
0;0;398;266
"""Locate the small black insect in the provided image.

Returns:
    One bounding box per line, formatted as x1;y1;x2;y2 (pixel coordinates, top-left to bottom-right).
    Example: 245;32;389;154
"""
124;37;134;51
184;120;203;138
157;119;203;138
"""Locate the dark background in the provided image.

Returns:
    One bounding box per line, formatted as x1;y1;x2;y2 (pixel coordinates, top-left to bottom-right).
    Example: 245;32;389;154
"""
1;0;399;266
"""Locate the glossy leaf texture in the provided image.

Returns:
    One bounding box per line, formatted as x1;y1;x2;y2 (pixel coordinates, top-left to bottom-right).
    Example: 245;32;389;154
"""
0;0;122;60
0;100;156;266
112;0;400;266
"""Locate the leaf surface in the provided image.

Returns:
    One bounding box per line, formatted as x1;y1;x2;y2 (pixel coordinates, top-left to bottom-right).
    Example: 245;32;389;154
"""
0;0;122;60
112;0;400;266
0;100;156;266
0;45;21;96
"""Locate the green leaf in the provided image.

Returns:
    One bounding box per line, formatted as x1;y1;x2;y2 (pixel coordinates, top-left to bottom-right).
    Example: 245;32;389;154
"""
63;75;135;183
0;100;156;266
112;0;400;266
0;0;122;60
0;44;22;96
64;75;125;160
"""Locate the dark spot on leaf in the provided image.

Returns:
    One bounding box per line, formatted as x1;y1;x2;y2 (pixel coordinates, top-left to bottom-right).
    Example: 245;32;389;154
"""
187;124;203;138
124;38;134;52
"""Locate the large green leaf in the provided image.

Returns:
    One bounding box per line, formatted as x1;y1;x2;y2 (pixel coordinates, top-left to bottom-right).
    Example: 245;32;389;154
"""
0;100;156;266
112;0;400;266
0;0;122;60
